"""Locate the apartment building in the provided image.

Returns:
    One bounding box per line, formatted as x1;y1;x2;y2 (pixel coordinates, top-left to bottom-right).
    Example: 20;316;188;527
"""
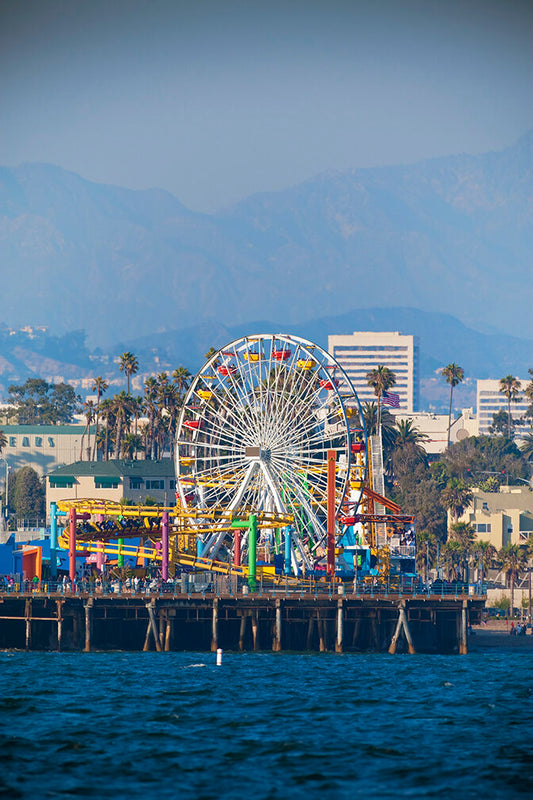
328;331;419;413
458;486;533;550
0;424;95;477
476;379;530;439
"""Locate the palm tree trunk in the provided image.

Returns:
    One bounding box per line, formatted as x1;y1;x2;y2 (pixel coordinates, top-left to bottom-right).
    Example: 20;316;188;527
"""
447;384;453;447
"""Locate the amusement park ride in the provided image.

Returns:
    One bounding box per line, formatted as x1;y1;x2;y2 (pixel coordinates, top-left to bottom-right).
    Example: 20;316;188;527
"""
57;335;415;588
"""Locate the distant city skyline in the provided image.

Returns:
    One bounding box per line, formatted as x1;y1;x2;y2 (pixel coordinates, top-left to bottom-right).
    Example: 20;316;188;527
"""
1;0;532;212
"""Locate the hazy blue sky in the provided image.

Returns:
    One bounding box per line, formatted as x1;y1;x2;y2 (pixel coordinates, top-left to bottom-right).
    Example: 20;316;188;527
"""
1;0;532;212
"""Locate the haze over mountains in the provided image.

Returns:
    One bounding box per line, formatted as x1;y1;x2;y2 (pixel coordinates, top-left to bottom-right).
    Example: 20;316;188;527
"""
1;132;532;346
0;133;532;411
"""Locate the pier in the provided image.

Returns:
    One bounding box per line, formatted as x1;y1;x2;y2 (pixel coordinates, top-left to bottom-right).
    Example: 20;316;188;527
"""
0;588;484;654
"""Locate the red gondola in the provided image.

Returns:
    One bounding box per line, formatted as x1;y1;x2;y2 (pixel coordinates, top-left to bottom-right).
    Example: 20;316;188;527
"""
272;348;291;361
351;442;365;453
184;419;204;430
218;364;237;376
319;378;339;390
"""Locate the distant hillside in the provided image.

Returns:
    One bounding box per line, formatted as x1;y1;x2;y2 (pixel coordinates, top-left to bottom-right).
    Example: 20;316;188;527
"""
0;132;531;347
1;308;532;413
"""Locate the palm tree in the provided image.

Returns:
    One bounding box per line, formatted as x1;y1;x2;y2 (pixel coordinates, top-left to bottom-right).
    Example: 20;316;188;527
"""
91;376;109;460
449;521;475;581
499;543;528;617
416;530;437;584
366;365;396;436
79;400;95;460
0;429;7;454
474;540;497;588
499;375;522;439
143;377;159;460
441;363;464;448
519;433;533;463
110;392;134;459
122;433;144;460
119;352;139;395
440;540;463;581
441;478;473;524
394;419;428;461
172;366;192;400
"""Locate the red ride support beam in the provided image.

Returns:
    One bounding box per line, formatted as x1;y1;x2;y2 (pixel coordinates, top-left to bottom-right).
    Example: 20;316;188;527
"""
327;449;336;580
69;507;77;585
234;529;241;567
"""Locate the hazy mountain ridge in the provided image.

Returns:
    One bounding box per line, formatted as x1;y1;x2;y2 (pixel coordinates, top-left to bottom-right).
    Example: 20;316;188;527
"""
0;133;532;348
1;307;532;413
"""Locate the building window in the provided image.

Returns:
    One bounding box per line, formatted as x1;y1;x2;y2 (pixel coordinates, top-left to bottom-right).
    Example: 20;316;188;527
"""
22;436;30;447
35;437;43;447
476;523;491;533
169;479;176;491
48;437;55;447
49;478;75;488
94;478;120;489
146;479;164;490
130;478;143;489
9;437;15;447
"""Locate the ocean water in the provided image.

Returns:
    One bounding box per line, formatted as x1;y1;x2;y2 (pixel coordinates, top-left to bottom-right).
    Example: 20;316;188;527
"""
0;650;531;799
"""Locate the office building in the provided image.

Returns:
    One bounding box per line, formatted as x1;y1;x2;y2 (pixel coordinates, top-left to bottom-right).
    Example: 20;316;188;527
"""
328;331;419;413
476;379;530;439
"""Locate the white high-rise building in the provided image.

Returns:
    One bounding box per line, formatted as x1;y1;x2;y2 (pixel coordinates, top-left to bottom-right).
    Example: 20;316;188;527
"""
328;331;419;413
476;379;530;439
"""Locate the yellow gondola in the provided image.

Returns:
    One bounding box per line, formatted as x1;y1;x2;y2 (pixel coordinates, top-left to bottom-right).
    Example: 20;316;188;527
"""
297;359;316;370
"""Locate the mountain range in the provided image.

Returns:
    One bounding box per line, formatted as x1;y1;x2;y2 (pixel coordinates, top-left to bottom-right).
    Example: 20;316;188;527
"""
1;306;532;414
1;132;532;351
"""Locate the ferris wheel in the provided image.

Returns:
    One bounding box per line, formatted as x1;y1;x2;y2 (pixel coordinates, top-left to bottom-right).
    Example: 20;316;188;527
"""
175;334;367;570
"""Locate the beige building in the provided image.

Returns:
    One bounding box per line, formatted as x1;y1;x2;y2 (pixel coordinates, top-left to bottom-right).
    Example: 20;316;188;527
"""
458;486;533;550
46;459;176;517
328;331;419;413
394;409;478;456
0;424;95;477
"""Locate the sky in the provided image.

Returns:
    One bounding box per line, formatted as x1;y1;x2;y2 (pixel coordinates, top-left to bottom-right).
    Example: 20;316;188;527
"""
0;0;532;212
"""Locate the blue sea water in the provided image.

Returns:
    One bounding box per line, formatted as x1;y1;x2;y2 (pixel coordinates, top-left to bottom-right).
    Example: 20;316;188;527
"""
0;650;531;799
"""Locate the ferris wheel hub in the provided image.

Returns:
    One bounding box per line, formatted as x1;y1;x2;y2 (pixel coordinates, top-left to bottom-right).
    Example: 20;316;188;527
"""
245;446;271;463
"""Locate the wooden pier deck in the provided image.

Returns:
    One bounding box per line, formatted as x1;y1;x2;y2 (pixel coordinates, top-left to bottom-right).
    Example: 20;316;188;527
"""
0;590;485;654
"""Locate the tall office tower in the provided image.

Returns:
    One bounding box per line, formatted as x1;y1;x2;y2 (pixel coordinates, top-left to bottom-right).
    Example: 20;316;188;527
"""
476;379;530;439
328;331;419;413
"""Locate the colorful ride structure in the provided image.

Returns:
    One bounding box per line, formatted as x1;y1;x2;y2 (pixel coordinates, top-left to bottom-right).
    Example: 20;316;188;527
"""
56;334;415;586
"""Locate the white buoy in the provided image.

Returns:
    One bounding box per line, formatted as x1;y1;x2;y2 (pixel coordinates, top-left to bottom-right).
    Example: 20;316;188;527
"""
216;647;223;666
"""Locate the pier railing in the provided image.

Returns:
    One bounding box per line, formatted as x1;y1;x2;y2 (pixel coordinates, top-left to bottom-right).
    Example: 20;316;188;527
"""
0;576;486;599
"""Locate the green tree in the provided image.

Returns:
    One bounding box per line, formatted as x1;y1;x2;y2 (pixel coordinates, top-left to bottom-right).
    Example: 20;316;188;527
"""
440;435;528;488
110;391;134;459
119;352;139;395
172;366;192;399
79;400;95;461
441;363;464;448
499;375;522;439
122;432;144;460
0;429;6;454
489;409;515;437
12;466;45;519
8;379;81;424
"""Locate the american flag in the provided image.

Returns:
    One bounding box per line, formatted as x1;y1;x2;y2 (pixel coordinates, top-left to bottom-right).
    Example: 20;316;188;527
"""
382;391;400;408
